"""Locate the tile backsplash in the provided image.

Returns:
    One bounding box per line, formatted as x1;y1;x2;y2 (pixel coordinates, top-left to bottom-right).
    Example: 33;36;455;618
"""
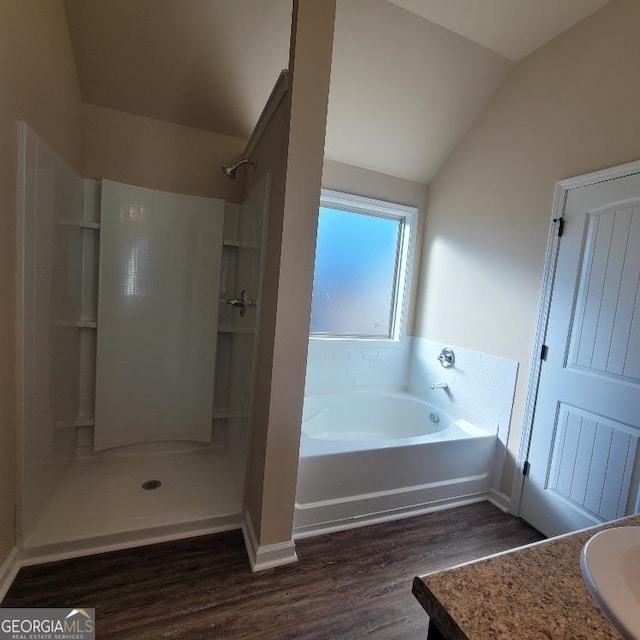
305;338;411;394
305;336;517;432
408;338;518;433
408;337;518;493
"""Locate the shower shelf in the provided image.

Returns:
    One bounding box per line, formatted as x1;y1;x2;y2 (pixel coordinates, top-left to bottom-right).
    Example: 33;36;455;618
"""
213;408;249;420
223;239;260;250
76;320;97;329
57;218;101;230
217;325;255;334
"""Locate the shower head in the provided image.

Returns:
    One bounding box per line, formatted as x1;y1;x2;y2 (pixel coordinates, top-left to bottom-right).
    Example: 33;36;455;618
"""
221;158;257;180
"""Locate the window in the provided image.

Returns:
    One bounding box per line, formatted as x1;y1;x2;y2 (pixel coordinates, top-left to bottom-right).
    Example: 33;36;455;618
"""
310;190;417;340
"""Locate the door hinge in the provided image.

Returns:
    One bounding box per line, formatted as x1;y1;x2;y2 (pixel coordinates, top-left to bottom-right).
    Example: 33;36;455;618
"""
523;461;531;477
540;344;549;361
553;217;565;237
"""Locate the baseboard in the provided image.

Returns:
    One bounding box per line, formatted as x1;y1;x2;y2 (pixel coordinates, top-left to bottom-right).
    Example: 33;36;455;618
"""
242;509;298;572
488;488;512;513
293;494;487;539
3;516;245;598
0;547;21;602
20;514;242;566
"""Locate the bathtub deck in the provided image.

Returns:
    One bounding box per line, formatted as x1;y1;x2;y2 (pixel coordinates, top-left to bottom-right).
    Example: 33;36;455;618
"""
5;502;544;639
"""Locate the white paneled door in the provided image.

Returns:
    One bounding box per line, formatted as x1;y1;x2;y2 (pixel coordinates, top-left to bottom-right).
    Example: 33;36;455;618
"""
94;181;224;451
520;170;640;537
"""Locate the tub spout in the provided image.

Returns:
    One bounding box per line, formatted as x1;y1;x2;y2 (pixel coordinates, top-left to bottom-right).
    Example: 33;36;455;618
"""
430;382;448;390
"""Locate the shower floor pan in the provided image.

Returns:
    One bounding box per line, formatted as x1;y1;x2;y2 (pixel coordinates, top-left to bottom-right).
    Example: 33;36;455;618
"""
22;447;242;560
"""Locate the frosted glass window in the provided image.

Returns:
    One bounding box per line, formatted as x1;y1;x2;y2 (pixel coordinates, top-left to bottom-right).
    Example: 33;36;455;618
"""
310;191;416;339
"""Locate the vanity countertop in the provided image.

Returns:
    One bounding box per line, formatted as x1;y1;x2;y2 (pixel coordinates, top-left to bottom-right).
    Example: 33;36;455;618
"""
412;514;640;639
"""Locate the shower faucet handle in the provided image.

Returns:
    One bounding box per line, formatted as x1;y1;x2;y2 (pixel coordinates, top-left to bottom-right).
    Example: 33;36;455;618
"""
437;347;455;368
225;289;257;317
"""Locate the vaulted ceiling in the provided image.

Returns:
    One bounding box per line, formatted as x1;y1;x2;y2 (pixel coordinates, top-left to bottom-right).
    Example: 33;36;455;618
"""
388;0;612;61
64;0;612;184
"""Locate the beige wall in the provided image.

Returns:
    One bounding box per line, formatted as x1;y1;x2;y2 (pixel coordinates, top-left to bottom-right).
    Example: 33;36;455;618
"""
64;0;292;142
326;0;511;183
245;92;291;538
322;159;428;334
415;0;640;497
82;103;246;202
322;159;427;208
0;0;82;564
245;0;335;547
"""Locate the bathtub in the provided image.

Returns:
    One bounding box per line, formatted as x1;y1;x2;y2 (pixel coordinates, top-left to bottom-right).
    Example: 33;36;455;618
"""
294;391;497;536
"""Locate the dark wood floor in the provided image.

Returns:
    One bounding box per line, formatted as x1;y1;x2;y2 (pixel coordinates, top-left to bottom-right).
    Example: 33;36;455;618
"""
4;502;543;639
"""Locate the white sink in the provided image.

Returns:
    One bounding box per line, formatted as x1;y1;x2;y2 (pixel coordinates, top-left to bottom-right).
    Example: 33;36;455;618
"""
581;526;640;640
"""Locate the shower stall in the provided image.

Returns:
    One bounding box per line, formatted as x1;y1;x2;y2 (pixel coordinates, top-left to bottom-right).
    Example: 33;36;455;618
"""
16;122;267;558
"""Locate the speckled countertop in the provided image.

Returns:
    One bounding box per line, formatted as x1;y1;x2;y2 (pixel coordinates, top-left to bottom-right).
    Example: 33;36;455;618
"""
413;515;640;639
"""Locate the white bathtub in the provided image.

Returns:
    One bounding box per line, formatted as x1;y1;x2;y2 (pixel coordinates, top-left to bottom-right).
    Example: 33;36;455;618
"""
294;391;497;536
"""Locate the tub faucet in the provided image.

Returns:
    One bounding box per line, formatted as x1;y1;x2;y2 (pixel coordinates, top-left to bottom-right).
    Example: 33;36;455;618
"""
430;382;448;390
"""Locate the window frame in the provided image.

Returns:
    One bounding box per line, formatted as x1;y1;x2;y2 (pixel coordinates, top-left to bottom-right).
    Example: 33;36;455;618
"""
310;189;418;342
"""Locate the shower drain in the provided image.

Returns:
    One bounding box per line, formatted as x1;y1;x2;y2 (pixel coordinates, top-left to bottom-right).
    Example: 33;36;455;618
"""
141;479;162;491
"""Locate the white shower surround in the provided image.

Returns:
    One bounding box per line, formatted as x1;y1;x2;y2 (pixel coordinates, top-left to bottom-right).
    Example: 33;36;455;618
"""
94;181;224;450
16;124;250;563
